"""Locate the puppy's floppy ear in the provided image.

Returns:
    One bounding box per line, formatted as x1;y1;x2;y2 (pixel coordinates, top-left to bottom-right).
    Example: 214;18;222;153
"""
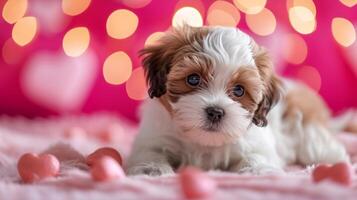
140;44;173;98
140;25;208;98
251;41;283;127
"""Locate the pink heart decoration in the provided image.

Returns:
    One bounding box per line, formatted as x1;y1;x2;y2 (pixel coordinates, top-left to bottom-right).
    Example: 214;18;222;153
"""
21;50;97;112
90;156;125;182
17;153;60;183
312;162;354;186
179;166;217;199
86;147;123;166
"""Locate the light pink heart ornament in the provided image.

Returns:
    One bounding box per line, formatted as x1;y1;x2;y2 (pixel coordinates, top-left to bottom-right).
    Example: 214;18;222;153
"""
17;153;60;183
21;50;97;112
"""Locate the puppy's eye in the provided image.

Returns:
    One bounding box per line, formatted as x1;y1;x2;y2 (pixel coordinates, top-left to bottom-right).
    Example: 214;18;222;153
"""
233;85;245;97
186;73;201;87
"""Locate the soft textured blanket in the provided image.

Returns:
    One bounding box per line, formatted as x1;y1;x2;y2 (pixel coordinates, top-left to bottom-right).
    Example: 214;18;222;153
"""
0;113;356;200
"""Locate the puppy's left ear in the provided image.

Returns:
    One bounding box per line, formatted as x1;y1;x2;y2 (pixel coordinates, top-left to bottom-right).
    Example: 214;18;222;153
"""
140;44;172;98
251;41;283;127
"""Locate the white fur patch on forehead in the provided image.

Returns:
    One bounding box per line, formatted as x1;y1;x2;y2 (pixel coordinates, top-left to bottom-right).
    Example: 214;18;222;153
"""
203;27;255;69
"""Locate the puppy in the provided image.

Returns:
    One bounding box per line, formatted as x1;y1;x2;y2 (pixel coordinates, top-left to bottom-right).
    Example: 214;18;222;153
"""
125;26;349;176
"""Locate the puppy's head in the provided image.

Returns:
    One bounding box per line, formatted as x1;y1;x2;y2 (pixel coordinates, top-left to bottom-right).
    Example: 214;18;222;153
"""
140;26;282;146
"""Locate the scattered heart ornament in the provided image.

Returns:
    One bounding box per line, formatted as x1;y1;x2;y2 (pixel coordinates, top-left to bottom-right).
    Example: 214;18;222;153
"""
179;166;217;199
17;153;60;183
21;50;97;113
90;156;125;182
86;147;123;166
312;162;354;186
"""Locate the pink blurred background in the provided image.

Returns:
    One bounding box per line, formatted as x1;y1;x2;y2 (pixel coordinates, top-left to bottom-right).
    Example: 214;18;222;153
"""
0;0;356;122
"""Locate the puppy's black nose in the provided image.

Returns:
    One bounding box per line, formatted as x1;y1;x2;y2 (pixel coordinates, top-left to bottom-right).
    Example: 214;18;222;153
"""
205;106;225;123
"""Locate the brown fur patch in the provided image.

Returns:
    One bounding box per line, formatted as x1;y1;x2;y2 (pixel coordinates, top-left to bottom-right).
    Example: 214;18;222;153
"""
167;53;213;102
227;67;263;113
250;40;283;127
159;94;173;115
140;25;210;99
283;84;331;126
345;121;357;133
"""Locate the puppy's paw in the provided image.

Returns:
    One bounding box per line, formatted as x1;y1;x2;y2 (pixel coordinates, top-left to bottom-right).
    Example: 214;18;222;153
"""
127;163;174;176
237;165;284;175
229;161;284;175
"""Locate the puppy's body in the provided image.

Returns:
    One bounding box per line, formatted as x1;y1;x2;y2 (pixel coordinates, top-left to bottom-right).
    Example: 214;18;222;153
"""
126;26;348;175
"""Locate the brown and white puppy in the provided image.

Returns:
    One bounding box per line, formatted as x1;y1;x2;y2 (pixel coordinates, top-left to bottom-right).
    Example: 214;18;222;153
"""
125;26;348;176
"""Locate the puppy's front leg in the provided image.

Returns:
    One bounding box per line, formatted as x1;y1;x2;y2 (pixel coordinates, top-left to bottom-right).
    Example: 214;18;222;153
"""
125;149;174;176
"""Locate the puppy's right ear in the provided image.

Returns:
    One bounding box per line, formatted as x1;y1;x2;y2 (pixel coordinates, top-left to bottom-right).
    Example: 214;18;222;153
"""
140;42;173;98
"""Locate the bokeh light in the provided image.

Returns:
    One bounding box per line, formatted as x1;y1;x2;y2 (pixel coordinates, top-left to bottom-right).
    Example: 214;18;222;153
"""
233;0;266;14
296;65;321;92
106;9;139;39
287;0;316;17
172;7;203;28
125;67;148;101
63;27;90;57
62;0;91;16
207;1;240;27
103;51;132;85
288;6;316;34
339;0;357;7
282;33;308;64
120;0;152;8
2;0;28;24
12;16;38;46
145;32;165;47
246;8;276;36
331;17;356;47
174;0;206;18
2;38;25;65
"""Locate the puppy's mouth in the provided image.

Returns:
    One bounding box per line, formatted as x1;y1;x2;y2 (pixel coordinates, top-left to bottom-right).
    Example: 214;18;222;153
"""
202;122;221;132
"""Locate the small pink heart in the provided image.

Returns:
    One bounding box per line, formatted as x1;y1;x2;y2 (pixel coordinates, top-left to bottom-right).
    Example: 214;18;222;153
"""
90;156;125;182
21;50;97;112
179;166;217;199
17;153;60;183
86;147;123;167
312;162;353;186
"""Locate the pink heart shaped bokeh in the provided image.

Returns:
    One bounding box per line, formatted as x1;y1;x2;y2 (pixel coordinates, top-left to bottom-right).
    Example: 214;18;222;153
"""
21;50;97;112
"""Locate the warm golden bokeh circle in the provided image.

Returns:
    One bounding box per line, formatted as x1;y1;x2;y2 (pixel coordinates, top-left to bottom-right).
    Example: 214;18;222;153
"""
282;33;308;64
126;67;148;101
207;1;240;27
332;17;356;47
103;51;133;85
121;0;152;8
246;8;276;36
63;27;91;57
62;0;91;16
106;9;139;39
12;16;38;46
145;32;165;47
2;0;28;24
286;0;316;17
172;7;203;28
288;6;316;34
233;0;266;14
339;0;357;7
